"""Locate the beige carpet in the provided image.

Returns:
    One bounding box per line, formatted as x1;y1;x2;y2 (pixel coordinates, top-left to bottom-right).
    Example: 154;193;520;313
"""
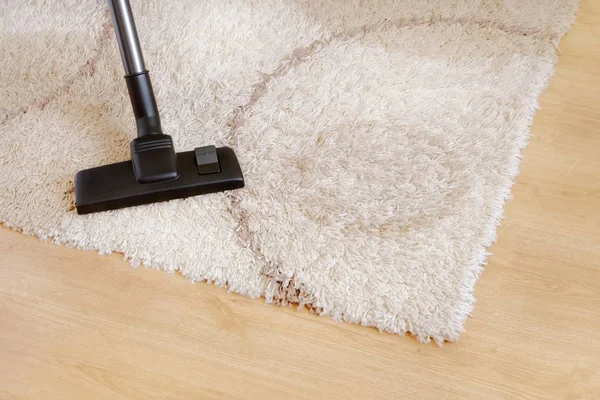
0;0;578;342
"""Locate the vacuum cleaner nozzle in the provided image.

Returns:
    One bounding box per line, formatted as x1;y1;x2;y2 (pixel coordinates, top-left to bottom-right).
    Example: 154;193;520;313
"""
75;146;244;215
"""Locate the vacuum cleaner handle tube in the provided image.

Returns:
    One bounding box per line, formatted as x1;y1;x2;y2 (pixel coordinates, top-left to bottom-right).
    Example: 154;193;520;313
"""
106;0;145;75
107;0;163;138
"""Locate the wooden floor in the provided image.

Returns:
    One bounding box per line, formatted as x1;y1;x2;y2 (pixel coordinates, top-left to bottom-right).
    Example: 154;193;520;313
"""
2;3;599;399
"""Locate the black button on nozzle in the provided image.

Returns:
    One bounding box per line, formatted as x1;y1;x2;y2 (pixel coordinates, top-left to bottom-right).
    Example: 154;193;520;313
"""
194;145;221;175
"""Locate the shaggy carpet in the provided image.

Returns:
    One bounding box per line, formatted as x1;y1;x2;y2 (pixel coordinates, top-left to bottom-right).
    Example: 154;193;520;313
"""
0;0;578;342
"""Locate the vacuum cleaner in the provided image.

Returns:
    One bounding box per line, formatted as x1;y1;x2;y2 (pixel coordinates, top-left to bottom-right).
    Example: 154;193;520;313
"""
75;0;244;214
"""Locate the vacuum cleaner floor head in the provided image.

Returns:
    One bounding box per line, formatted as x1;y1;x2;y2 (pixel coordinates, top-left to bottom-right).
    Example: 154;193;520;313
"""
75;146;244;214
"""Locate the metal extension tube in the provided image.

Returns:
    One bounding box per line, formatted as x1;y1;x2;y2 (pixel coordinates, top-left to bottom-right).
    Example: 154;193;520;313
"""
107;0;146;76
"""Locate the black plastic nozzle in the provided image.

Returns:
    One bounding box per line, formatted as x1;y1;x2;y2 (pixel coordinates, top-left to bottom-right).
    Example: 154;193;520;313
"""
125;71;163;137
124;71;180;183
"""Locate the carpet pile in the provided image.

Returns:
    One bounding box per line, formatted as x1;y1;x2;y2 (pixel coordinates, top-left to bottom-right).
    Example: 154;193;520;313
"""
0;0;578;342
